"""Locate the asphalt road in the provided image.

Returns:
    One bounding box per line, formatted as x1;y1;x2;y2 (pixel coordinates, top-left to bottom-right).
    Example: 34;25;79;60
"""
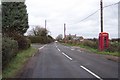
18;42;119;79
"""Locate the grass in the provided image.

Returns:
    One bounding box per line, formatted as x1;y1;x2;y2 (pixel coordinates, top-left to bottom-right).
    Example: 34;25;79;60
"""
63;43;119;57
2;47;37;78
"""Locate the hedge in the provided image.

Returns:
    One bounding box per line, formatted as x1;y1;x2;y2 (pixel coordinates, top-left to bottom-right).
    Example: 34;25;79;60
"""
2;37;18;68
28;36;54;44
13;35;31;50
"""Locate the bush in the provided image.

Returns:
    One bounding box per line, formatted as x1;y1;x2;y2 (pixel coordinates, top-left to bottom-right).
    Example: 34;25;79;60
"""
47;37;53;43
82;40;98;49
2;37;18;67
28;36;54;44
18;37;31;50
28;36;43;43
14;35;31;50
106;42;119;52
47;35;54;43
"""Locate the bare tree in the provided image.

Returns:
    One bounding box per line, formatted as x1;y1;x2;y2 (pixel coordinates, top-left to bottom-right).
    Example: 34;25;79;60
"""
28;26;49;37
56;34;63;41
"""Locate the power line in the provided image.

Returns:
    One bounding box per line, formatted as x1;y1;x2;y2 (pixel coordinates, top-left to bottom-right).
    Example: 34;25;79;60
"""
78;10;99;23
77;1;119;23
103;2;119;8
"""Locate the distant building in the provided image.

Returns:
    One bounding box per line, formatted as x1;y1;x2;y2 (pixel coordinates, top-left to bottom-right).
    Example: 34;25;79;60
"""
66;34;84;42
66;34;76;40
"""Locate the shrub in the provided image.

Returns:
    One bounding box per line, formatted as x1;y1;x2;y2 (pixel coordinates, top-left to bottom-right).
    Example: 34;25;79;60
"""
2;37;18;67
82;40;98;49
29;36;42;43
17;37;30;50
47;36;54;43
18;37;31;50
106;42;119;52
13;35;31;50
28;36;54;44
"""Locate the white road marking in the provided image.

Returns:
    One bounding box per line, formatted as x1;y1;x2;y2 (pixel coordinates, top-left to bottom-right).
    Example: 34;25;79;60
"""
57;48;61;52
80;66;103;80
71;49;75;50
39;46;45;50
62;52;72;61
33;45;46;57
39;47;43;50
39;45;47;50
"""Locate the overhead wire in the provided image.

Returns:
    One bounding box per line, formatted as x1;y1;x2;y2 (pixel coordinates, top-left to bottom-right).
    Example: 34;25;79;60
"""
77;1;119;23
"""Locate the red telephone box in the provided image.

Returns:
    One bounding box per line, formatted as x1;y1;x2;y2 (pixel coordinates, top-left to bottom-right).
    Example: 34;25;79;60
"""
99;32;109;51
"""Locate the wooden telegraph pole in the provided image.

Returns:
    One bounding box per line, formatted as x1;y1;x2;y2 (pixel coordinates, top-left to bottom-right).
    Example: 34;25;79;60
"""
64;23;66;43
99;0;109;51
100;0;103;32
45;20;47;30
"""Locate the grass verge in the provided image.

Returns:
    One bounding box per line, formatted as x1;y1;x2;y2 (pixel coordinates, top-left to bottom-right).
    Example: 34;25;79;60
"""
2;47;37;78
63;43;119;57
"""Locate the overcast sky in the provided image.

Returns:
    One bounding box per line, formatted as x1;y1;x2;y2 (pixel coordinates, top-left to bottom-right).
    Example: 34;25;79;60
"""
25;0;119;39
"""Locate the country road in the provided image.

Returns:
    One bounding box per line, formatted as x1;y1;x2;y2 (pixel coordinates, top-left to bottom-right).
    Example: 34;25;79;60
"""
18;42;118;79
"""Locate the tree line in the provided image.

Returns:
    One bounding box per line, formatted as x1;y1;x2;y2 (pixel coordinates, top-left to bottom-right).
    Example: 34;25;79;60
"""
2;2;54;68
28;26;54;44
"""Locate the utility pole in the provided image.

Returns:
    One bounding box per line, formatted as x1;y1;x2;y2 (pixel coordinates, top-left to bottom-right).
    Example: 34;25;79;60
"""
45;20;47;30
64;23;66;42
45;20;47;42
99;0;109;51
118;2;120;38
100;0;103;32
